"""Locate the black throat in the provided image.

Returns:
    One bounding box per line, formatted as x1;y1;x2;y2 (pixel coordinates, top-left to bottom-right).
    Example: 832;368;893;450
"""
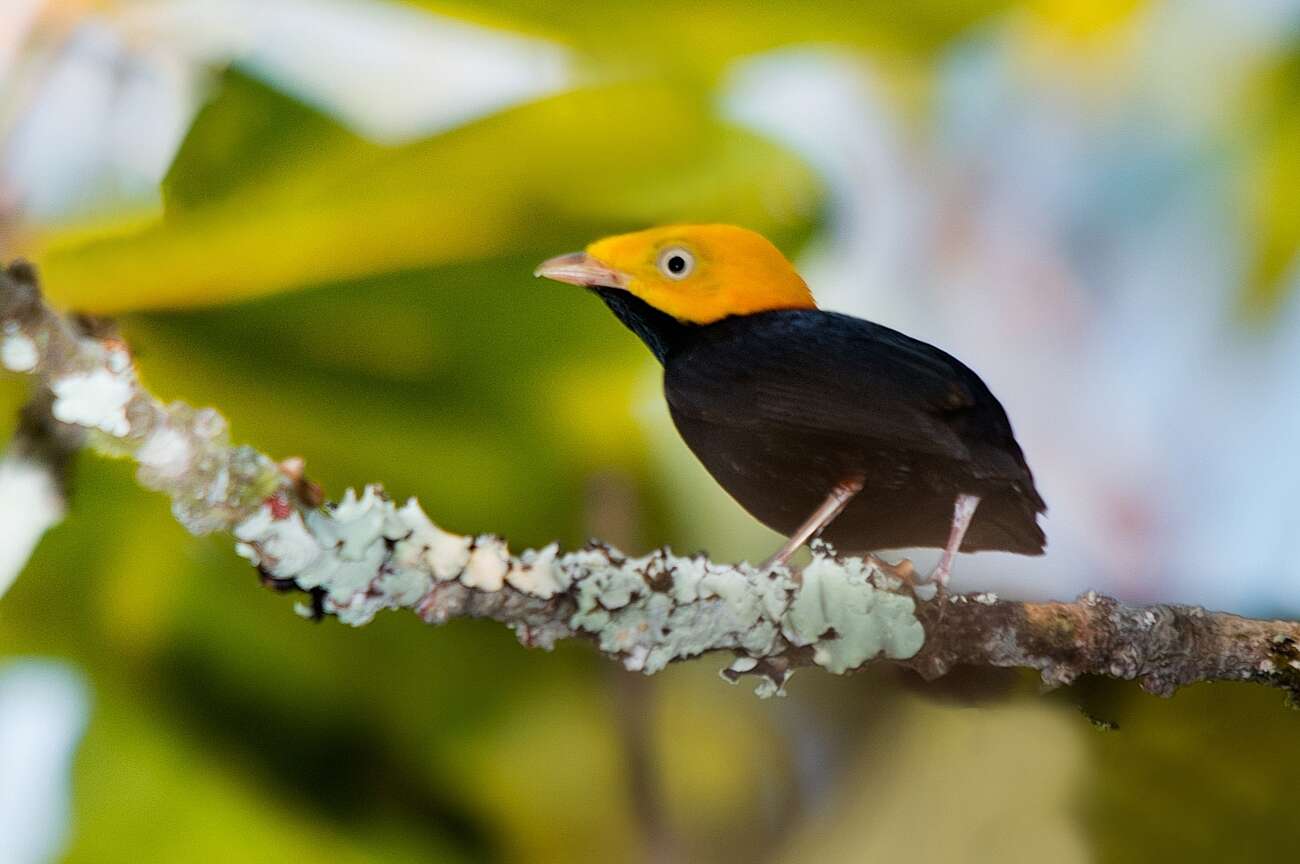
593;287;694;365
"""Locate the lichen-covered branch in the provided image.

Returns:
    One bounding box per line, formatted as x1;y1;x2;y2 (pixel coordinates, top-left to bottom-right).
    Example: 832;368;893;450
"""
0;391;80;597
3;260;1299;699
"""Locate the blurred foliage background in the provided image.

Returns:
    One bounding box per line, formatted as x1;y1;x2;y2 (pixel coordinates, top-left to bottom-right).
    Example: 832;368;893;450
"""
2;1;1299;862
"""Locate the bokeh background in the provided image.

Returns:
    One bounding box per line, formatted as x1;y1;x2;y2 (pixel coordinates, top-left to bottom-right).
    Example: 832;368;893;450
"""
2;1;1300;861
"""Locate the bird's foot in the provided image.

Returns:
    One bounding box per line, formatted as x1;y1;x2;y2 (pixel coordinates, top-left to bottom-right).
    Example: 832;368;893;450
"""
759;544;798;573
867;554;916;584
759;476;865;576
925;559;952;588
919;493;981;589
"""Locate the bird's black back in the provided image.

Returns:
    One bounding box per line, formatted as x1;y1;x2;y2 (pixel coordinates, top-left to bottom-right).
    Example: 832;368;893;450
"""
595;292;1046;554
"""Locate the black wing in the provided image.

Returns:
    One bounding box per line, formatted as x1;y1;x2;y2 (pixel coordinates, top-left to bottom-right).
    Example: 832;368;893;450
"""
665;309;1036;488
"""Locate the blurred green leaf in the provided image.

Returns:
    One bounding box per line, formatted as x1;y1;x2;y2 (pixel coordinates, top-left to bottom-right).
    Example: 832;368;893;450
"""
35;77;819;313
415;0;1018;75
1242;42;1300;315
163;71;375;215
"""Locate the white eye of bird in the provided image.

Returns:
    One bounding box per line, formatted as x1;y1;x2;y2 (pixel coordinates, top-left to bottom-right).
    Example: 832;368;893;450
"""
657;247;694;280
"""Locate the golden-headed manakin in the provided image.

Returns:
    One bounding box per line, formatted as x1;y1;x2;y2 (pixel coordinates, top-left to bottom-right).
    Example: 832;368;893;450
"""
537;224;1045;582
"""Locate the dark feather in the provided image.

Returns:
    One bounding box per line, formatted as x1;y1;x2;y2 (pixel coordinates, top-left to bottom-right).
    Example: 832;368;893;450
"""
595;295;1047;555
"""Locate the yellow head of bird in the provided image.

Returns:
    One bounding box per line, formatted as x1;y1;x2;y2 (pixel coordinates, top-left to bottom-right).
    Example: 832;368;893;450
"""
534;224;816;324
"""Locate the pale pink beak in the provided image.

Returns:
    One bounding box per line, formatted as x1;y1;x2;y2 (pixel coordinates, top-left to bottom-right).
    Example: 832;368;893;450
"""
533;252;630;289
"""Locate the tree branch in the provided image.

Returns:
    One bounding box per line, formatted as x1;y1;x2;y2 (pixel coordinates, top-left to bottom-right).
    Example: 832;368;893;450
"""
0;389;80;596
2;260;1298;699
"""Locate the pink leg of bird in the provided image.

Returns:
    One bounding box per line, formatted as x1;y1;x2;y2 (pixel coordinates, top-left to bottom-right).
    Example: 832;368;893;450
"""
761;476;865;571
928;493;981;586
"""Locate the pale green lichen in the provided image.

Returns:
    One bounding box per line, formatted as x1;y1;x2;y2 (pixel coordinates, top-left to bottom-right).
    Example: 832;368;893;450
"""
567;548;650;634
565;551;799;677
1;327;37;372
784;555;925;674
393;499;472;580
726;656;758;675
307;487;405;557
234;507;320;576
507;543;568;598
752;676;786;699
49;368;132;436
234;491;570;626
462;539;510;591
233;486;927;685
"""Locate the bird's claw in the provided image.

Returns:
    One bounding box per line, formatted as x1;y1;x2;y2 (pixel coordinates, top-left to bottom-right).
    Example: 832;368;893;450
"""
867;554;917;584
925;562;952;588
